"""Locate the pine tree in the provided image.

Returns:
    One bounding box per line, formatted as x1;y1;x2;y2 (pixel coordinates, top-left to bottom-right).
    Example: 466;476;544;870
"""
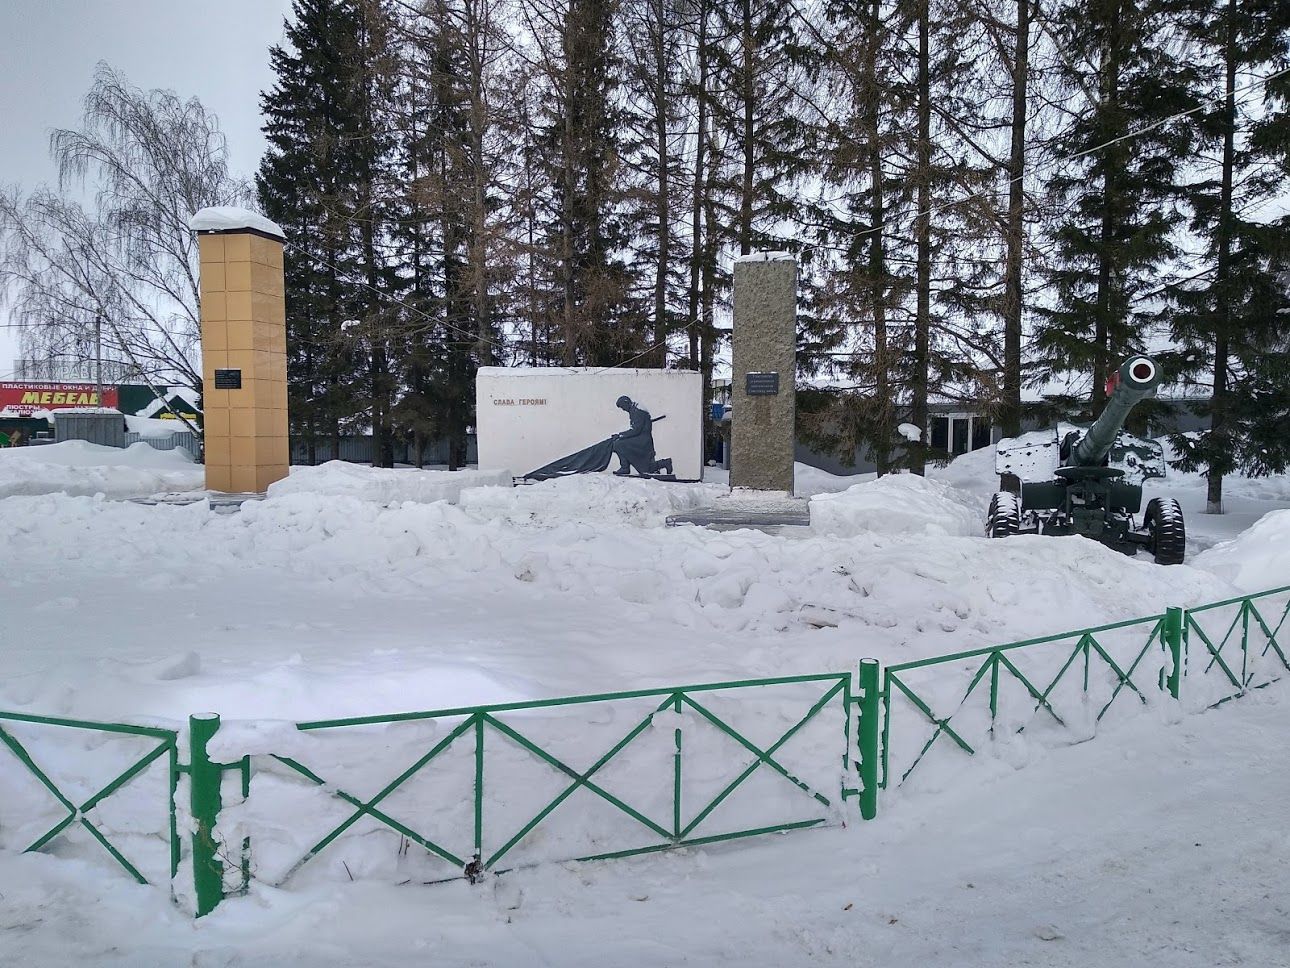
707;0;819;257
1035;0;1199;411
809;0;915;475
903;0;997;472
1167;0;1290;510
621;0;692;367
257;0;391;462
392;0;503;468
523;0;641;366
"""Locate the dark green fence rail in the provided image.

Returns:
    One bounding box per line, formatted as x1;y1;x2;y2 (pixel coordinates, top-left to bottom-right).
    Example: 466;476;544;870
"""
0;711;179;887
262;671;858;888
881;585;1289;790
1181;587;1290;706
1;585;1284;919
881;612;1173;788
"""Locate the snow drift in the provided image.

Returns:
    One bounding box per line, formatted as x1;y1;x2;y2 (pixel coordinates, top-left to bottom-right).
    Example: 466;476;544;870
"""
0;440;202;499
810;473;983;538
267;461;512;505
1194;508;1290;592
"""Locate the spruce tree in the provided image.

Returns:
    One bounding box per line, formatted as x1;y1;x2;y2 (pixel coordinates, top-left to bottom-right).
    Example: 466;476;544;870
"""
257;0;386;461
1035;0;1198;411
523;0;641;366
621;0;692;367
809;0;915;475
1167;0;1290;510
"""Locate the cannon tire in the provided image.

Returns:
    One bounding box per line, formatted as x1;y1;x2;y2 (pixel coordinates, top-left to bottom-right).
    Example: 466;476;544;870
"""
1145;497;1186;565
987;491;1021;538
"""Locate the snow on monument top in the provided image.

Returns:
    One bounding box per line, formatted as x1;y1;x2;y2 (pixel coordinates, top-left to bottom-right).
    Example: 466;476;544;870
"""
734;251;794;263
189;206;285;240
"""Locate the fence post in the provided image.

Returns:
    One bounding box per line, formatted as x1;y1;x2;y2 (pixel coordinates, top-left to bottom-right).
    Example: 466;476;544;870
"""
1163;607;1184;701
857;659;881;821
189;713;224;918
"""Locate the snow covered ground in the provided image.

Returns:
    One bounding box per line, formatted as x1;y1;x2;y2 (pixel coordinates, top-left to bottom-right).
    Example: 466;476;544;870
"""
1;442;1287;965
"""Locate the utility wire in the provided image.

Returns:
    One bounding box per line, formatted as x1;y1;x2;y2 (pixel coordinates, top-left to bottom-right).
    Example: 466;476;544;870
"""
839;64;1290;240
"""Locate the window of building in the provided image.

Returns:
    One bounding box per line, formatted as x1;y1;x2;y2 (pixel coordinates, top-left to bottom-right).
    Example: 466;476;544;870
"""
930;413;991;457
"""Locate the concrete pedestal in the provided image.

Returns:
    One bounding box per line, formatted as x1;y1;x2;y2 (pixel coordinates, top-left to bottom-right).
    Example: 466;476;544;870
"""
191;208;289;494
730;253;797;495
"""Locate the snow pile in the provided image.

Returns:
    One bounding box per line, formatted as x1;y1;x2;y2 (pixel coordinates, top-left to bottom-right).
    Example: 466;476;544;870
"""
702;462;872;498
795;462;872;498
267;461;512;505
810;473;983;538
124;415;194;439
0;440;202;499
0;477;1234;727
926;444;999;507
1193;509;1290;592
458;474;724;528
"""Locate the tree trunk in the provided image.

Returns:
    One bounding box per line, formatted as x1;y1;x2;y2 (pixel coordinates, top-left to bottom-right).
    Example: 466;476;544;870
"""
910;0;931;475
1092;11;1122;412
867;0;891;476
652;0;670;367
561;44;578;365
739;0;754;254
1001;0;1029;437
1207;0;1237;514
687;1;709;375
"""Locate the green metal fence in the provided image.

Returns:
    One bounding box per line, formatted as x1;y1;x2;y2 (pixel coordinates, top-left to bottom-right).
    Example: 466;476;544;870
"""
1;585;1285;919
0;711;179;887
1180;586;1290;707
881;585;1289;790
254;671;858;889
881;612;1173;788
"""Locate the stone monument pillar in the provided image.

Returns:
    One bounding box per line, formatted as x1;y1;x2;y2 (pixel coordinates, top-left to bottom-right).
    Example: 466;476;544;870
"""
731;252;797;494
190;208;290;494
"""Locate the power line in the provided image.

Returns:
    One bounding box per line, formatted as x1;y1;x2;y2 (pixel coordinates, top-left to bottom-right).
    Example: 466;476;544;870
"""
842;64;1290;240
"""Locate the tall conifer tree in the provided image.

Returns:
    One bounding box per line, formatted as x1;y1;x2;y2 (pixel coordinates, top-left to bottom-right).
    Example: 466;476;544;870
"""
1168;0;1290;509
1036;0;1198;410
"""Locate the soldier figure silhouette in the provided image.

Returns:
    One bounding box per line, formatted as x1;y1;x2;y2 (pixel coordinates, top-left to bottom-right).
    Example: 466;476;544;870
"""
611;396;672;476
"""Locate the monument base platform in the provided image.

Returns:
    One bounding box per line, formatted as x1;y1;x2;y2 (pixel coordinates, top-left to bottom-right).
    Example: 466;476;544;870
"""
667;491;810;534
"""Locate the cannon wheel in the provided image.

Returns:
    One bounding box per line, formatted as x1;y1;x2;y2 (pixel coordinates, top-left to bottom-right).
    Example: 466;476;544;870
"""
987;491;1021;538
1145;497;1186;565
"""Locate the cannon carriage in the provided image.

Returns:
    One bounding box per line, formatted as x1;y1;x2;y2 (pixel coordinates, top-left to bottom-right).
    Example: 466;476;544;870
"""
987;355;1186;564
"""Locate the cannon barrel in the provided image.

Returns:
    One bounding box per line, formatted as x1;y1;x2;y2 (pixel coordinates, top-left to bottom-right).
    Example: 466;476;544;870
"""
1071;355;1163;466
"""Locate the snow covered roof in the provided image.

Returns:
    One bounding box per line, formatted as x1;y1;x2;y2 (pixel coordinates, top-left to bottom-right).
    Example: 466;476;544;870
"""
189;207;284;240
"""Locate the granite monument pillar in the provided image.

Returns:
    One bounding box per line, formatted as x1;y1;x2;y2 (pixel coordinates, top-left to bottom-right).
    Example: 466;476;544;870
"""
730;252;797;494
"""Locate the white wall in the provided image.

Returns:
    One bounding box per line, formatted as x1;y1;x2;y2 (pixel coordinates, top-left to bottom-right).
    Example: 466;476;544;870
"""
476;368;704;480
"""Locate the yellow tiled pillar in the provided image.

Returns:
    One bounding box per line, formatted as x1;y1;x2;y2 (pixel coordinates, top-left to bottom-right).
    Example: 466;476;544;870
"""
192;209;289;493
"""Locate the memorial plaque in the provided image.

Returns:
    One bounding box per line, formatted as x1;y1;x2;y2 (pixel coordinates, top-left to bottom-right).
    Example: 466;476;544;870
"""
745;371;780;396
213;369;242;390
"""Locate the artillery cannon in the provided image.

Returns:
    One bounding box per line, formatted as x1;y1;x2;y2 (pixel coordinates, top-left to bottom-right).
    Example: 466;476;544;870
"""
987;355;1186;564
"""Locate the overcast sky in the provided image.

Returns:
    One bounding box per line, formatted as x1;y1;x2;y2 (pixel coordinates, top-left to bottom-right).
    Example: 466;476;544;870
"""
0;0;295;374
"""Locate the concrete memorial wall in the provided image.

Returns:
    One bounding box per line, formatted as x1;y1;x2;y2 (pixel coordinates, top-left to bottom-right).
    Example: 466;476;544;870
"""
476;367;703;481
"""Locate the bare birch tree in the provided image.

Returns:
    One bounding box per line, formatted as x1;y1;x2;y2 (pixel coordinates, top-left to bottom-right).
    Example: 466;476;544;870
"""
0;63;251;436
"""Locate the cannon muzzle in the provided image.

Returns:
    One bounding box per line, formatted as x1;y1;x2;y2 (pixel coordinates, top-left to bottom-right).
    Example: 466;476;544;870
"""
1071;355;1162;466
